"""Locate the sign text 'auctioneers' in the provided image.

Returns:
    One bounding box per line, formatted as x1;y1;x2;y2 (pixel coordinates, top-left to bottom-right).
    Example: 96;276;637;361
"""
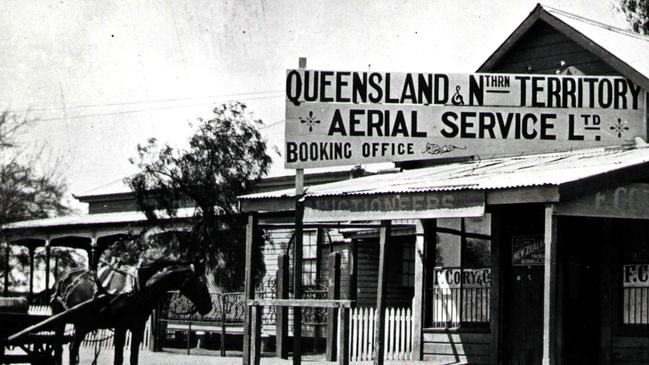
284;70;645;168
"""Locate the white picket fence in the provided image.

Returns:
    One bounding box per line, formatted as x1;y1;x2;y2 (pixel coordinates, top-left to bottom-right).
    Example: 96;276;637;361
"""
28;305;151;350
349;306;413;361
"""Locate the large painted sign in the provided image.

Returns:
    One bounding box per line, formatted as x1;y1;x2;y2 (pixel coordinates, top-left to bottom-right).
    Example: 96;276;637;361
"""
557;183;649;219
302;190;484;222
285;70;645;168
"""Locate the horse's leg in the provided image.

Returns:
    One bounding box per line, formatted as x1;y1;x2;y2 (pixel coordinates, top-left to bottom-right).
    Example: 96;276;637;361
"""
69;328;85;365
128;321;146;365
113;328;126;365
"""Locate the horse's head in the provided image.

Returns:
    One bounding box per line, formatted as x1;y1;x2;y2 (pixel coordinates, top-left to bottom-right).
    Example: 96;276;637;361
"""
179;259;212;315
139;258;212;315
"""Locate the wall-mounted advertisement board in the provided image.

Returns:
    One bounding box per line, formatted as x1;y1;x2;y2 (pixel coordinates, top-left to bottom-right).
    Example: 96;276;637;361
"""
285;70;646;168
512;236;544;266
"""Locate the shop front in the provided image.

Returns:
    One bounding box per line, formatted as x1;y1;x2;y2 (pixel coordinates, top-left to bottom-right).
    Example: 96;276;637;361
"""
240;4;649;364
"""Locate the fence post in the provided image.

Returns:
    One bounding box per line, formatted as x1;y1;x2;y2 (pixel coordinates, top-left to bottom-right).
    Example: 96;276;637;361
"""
251;305;263;365
221;294;226;357
149;305;158;352
276;254;289;359
338;306;350;365
326;252;341;361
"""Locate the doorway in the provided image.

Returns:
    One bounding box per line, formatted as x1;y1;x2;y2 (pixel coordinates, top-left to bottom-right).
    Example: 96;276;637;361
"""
502;207;545;365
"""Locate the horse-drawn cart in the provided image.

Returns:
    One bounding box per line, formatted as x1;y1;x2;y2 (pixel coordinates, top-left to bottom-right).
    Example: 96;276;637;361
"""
0;297;95;365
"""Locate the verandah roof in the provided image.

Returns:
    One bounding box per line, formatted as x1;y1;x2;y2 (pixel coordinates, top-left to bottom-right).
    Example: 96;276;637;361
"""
239;143;649;221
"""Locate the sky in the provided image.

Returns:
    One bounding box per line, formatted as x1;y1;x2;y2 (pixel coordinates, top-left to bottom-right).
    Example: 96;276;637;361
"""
0;0;629;211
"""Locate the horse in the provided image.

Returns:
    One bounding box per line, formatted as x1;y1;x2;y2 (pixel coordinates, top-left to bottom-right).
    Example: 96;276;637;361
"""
51;258;212;365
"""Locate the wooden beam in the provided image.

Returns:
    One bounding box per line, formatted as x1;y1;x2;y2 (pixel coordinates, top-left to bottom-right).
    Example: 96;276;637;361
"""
542;204;558;365
276;254;289;359
326;252;341;361
259;223;406;229
373;220;391;365
242;214;258;365
486;186;560;205
490;208;503;365
413;219;434;360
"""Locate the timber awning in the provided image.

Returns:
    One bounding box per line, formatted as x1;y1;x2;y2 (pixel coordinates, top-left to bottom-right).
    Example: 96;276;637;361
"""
240;144;649;221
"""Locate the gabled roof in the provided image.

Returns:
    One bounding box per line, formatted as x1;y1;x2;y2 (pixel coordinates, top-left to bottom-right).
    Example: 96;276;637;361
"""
478;4;649;91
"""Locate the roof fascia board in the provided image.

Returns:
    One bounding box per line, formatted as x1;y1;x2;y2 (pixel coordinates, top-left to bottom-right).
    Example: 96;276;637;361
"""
240;197;295;213
538;10;649;92
477;5;542;72
558;160;649;202
486;186;560;205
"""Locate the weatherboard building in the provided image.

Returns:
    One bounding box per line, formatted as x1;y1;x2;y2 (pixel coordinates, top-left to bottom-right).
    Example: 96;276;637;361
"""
239;4;649;365
4;4;649;365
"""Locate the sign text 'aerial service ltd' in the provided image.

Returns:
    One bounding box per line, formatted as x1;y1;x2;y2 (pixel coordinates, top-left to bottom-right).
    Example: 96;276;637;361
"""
284;69;645;168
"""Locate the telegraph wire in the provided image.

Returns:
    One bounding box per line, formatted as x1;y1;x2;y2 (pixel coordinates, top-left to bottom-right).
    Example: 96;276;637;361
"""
8;89;284;114
31;94;284;123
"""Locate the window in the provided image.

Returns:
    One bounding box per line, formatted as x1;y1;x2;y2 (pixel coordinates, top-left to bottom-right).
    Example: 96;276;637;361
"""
289;230;320;290
302;231;318;287
431;215;491;328
621;221;649;326
401;243;415;287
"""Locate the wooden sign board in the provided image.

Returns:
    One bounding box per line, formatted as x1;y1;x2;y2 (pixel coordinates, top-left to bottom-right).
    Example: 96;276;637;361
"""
557;183;649;219
302;190;484;222
433;268;491;289
285;70;645;168
623;264;649;288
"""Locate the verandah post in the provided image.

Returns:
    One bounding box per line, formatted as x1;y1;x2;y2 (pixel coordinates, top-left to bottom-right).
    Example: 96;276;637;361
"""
326;252;341;361
44;239;51;300
242;213;258;365
276;254;289;359
373;220;391;365
292;55;307;365
413;219;434;360
542;204;558;365
490;208;503;365
292;200;304;365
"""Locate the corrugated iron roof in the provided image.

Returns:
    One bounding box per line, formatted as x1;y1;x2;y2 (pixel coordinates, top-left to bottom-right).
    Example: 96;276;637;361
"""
240;144;649;200
1;207;196;231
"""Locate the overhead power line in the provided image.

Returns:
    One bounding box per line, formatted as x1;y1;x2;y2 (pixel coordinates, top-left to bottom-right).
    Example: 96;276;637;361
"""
32;94;284;123
9;89;284;114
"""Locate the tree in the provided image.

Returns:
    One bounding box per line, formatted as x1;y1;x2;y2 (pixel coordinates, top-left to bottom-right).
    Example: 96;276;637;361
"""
0;111;70;223
619;0;649;35
0;111;71;289
126;101;272;291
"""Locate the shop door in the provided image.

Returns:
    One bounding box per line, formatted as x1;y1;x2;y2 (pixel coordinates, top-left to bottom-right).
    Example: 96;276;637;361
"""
505;265;544;365
504;235;545;365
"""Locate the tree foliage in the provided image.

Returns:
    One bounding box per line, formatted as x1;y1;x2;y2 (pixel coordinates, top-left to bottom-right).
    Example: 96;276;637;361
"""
126;102;272;291
619;0;649;35
0;111;69;224
0;111;71;290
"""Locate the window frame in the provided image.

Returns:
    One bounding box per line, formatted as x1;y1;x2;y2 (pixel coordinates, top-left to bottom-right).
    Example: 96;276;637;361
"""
429;217;492;329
